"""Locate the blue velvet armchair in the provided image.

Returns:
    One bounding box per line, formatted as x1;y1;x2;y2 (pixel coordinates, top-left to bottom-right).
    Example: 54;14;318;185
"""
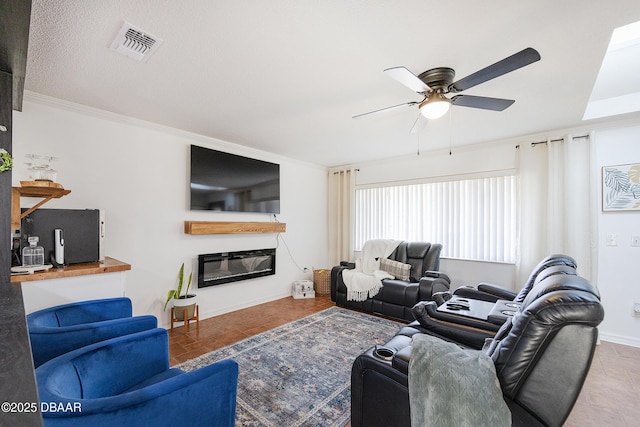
27;297;158;367
36;328;239;426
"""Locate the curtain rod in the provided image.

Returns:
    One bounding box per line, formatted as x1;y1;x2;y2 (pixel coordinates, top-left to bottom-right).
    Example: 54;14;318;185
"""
332;168;359;175
531;134;589;146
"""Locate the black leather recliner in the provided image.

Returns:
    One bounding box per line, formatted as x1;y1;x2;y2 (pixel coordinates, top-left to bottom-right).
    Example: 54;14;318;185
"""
412;257;579;349
330;241;450;321
350;273;603;427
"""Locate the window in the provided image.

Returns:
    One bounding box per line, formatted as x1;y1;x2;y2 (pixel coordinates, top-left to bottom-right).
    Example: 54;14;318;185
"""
354;175;517;263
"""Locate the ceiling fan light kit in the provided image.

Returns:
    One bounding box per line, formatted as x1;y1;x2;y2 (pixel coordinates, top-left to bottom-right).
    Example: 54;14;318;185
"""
419;92;451;119
355;47;541;130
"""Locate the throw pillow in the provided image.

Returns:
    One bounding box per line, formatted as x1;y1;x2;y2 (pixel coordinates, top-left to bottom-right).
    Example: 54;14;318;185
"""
380;258;411;281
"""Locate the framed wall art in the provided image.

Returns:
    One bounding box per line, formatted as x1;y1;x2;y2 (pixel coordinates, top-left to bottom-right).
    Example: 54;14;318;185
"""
602;163;640;211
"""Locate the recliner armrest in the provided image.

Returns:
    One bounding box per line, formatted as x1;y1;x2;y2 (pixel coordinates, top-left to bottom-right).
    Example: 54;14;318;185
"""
392;345;412;376
418;273;450;301
432;291;452;306
412;301;501;332
477;283;517;300
453;283;517;303
424;270;451;283
340;261;356;268
351;348;412;427
352;348;409;389
330;265;352;302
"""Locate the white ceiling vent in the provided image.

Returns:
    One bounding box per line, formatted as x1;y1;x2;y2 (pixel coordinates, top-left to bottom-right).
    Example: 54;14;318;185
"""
110;22;163;62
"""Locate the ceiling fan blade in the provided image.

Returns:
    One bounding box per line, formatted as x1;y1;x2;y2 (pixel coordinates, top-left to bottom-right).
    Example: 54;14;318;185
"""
384;66;429;93
451;95;515;111
352;101;418;119
449;47;541;93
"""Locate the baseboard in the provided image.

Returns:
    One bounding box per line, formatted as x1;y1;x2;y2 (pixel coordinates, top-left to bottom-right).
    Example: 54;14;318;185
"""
599;332;640;348
159;291;293;329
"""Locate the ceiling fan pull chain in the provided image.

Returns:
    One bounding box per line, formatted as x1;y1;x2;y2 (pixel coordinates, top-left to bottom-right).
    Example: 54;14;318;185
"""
449;108;453;156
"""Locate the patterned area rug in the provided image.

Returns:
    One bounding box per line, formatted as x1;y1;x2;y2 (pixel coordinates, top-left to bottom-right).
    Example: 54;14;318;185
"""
177;306;402;427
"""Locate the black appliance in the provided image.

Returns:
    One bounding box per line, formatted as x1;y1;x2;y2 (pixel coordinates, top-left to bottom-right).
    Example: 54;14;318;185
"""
20;208;103;265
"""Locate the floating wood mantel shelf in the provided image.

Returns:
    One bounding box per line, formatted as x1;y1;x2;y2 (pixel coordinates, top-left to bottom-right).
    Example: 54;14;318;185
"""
184;221;286;235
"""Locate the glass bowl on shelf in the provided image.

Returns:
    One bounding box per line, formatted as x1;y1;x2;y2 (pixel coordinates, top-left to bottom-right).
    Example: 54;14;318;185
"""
28;165;58;182
25;154;58;182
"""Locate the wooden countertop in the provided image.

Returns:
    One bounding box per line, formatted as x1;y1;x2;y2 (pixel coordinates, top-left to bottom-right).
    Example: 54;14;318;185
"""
10;256;131;283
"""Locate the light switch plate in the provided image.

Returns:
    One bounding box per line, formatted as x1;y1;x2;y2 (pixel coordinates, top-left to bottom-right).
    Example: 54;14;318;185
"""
632;235;640;247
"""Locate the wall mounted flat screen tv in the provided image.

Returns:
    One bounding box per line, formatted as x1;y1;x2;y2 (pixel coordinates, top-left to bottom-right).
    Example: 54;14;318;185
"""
190;145;280;213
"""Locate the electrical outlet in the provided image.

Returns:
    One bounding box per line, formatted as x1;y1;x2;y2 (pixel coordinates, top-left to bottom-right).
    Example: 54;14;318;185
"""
632;235;640;247
606;234;617;246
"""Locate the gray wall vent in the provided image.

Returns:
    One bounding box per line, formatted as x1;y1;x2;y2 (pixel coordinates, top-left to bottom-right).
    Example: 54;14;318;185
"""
110;22;163;62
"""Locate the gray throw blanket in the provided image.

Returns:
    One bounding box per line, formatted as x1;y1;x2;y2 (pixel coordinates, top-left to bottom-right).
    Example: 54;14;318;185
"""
408;334;511;427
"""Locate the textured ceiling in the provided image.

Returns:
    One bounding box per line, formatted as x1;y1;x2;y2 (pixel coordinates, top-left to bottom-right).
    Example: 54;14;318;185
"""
24;0;640;167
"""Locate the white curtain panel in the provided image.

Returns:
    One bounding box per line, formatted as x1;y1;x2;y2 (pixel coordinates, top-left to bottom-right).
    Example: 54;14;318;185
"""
517;134;597;284
327;168;356;265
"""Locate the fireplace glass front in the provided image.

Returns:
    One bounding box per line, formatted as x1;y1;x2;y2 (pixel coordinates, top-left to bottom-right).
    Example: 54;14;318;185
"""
197;248;276;288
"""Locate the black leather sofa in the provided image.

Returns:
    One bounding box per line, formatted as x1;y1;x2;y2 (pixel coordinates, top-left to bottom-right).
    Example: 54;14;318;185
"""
350;273;603;427
330;241;450;321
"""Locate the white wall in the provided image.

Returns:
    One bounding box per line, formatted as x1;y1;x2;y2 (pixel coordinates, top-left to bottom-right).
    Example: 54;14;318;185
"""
12;94;329;327
354;140;517;186
594;125;640;346
440;258;516;292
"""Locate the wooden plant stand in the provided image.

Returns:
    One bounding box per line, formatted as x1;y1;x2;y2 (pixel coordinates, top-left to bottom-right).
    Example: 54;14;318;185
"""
170;305;199;332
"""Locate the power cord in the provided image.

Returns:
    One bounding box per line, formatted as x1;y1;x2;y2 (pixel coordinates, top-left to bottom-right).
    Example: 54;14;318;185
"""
273;214;308;273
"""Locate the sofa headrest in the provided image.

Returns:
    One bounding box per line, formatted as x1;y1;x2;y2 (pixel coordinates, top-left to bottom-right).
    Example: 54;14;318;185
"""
514;254;578;303
525;289;604;326
532;265;577;286
406;242;430;259
522;274;600;308
389;242;432;260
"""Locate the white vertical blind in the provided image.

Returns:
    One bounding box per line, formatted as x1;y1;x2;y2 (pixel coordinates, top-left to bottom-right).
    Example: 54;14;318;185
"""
354;175;517;263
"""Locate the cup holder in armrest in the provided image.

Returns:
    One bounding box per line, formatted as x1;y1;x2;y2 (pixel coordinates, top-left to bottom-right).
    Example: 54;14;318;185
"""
373;346;395;361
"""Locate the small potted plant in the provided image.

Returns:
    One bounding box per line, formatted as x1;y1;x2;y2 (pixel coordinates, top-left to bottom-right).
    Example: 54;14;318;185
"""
164;263;196;321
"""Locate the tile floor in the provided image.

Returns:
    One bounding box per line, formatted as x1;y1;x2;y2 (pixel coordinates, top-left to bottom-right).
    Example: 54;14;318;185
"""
565;339;640;426
168;296;640;426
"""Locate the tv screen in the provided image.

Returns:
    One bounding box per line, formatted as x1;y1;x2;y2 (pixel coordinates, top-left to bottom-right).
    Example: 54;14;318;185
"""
190;145;280;213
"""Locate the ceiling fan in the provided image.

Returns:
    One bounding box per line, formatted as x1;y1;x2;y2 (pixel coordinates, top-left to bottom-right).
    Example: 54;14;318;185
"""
353;47;541;131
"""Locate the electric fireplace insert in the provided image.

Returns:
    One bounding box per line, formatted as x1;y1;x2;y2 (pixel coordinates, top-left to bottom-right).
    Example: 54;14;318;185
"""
197;248;276;288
